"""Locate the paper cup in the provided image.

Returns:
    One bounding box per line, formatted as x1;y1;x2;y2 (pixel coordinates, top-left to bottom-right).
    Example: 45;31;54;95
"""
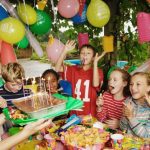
44;134;56;149
111;134;124;148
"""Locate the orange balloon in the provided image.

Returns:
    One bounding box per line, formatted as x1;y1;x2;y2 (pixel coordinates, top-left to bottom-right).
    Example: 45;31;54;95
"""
1;41;17;65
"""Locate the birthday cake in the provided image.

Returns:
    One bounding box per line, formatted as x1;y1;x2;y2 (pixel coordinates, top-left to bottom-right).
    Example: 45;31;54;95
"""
12;93;67;119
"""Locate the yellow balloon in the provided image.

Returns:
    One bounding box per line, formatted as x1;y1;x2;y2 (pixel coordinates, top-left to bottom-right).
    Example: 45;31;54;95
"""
0;17;25;44
87;0;110;28
17;3;37;25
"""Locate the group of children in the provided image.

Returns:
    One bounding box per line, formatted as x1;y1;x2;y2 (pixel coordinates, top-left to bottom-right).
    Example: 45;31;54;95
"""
0;40;149;148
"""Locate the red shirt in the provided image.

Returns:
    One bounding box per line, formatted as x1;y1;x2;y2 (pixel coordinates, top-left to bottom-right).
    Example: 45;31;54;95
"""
97;92;125;122
62;65;103;117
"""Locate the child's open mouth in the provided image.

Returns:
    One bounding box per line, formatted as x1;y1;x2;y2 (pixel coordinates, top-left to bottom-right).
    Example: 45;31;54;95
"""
109;85;115;91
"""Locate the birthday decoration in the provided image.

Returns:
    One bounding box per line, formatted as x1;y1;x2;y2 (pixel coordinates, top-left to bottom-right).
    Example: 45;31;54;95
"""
29;9;52;35
58;0;79;18
17;3;37;25
102;35;114;52
86;0;110;28
0;0;44;57
0;17;25;44
16;36;29;49
46;37;65;63
0;41;17;65
71;4;87;24
0;5;9;21
137;12;150;43
37;0;48;10
78;33;89;48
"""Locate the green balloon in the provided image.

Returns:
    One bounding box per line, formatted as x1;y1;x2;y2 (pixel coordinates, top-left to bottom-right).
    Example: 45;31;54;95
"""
16;36;29;49
29;9;52;35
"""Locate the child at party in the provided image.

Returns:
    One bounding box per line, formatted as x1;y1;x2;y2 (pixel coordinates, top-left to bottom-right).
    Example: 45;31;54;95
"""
0;113;51;150
96;68;130;129
0;62;31;132
0;62;30;109
120;72;150;138
41;69;72;96
55;40;105;117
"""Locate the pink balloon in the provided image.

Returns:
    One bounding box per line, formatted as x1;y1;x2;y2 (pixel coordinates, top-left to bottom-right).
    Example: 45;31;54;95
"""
58;0;79;18
46;39;65;63
1;41;17;65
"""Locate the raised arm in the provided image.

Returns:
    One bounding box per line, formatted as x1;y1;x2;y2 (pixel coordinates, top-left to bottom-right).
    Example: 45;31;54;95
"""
55;40;76;72
93;52;106;87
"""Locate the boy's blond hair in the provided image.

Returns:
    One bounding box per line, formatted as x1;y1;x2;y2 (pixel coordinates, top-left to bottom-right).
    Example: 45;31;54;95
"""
1;62;25;82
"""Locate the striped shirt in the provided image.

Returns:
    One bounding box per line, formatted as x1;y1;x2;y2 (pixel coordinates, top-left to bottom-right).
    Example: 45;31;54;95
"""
0;86;31;110
97;92;125;122
120;97;150;138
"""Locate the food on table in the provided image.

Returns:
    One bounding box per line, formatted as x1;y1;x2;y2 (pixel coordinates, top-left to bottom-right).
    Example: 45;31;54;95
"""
61;125;109;149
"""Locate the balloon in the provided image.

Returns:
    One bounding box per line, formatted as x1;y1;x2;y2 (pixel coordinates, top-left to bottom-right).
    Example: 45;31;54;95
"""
0;17;25;44
29;9;52;35
17;3;37;25
0;5;9;21
16;36;29;49
46;38;65;63
0;0;43;57
86;0;110;28
71;4;87;24
0;41;17;65
58;0;79;18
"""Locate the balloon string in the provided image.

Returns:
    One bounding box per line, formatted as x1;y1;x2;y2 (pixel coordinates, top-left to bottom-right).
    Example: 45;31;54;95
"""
50;0;57;24
22;0;29;27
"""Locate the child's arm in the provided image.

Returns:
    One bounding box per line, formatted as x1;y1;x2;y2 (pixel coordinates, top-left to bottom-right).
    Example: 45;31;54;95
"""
0;96;7;108
55;40;76;72
124;102;150;138
93;52;106;87
0;119;52;150
0;113;6;126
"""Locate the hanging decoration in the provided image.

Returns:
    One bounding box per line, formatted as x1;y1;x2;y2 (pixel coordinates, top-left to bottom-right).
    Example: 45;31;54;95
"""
78;33;89;48
102;36;114;52
37;0;48;10
137;12;150;43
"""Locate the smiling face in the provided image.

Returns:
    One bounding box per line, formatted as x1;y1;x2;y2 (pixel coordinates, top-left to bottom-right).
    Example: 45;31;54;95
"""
80;47;95;65
108;70;127;96
130;74;150;101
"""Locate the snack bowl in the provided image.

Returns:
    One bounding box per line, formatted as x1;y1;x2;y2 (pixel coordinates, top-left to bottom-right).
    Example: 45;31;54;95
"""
12;93;67;119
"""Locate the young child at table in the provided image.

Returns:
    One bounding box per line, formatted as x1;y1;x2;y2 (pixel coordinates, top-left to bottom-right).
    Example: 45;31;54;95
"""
0;62;31;132
0;113;51;150
41;69;72;96
120;72;150;138
55;40;106;117
96;68;130;129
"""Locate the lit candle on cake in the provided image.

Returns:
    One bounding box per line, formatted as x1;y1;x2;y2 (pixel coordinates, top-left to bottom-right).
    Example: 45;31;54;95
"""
22;77;25;97
48;77;52;105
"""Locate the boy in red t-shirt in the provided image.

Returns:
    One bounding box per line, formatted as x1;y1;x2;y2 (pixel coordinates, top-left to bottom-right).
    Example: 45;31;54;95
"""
55;40;106;117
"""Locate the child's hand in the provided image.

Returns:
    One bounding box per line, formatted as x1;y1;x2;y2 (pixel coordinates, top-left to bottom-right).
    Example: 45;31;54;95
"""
96;94;103;106
123;102;134;119
105;118;119;129
0;97;7;108
93;52;106;65
64;40;76;53
22;119;52;136
145;93;150;106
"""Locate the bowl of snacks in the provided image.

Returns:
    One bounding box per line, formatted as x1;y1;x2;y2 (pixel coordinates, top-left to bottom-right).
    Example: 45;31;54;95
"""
60;125;110;150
